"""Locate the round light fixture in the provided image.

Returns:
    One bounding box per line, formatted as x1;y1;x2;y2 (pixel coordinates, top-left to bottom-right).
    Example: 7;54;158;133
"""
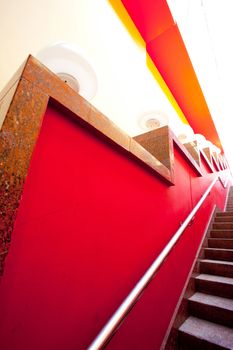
195;133;206;148
177;124;195;144
211;144;221;155
36;42;98;100
138;111;169;131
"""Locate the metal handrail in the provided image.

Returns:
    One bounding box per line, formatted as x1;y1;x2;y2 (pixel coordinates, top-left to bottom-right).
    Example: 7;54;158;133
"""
88;176;219;350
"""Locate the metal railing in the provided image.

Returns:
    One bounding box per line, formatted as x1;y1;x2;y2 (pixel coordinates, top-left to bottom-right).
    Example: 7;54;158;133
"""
88;176;220;350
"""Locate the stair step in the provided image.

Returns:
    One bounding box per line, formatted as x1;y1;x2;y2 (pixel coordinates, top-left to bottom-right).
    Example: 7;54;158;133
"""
188;292;233;327
204;248;233;262
215;217;233;222
200;259;233;278
208;238;233;249
195;274;233;299
213;223;233;230
179;316;233;349
216;212;233;217
211;230;233;238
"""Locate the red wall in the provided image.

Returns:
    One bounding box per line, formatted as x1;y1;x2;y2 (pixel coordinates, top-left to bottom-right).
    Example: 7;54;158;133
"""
0;103;229;350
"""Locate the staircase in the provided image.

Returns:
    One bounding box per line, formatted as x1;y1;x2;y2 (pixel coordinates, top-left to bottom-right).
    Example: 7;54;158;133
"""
178;189;233;349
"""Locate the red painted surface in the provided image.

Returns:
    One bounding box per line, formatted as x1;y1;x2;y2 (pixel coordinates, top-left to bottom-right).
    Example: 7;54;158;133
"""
0;104;229;350
121;0;174;42
121;0;223;150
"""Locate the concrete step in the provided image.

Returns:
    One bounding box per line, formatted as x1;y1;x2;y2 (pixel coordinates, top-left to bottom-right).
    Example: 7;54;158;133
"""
200;258;233;276
188;292;233;328
179;316;233;349
200;259;233;278
213;223;233;230
208;238;233;249
195;274;233;299
216;212;233;217
211;230;233;239
215;217;233;222
204;248;233;262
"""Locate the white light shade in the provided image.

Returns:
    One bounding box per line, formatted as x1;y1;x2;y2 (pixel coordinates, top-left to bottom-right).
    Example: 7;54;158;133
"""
195;133;206;147
138;111;169;131
177;124;195;144
37;42;98;100
211;145;221;155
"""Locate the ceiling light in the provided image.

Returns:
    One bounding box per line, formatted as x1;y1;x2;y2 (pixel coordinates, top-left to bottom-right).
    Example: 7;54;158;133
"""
138;111;169;131
36;42;98;100
195;133;206;148
177;124;195;144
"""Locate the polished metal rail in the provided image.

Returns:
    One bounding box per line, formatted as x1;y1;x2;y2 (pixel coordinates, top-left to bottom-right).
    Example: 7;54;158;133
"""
88;177;219;350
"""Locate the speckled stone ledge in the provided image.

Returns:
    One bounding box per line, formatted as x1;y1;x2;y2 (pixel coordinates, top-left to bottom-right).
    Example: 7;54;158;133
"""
183;141;201;167
0;77;48;274
200;149;215;173
134;128;204;177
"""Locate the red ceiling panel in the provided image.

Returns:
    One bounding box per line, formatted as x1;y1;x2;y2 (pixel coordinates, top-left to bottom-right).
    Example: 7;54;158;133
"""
121;0;175;42
147;24;221;148
121;0;223;149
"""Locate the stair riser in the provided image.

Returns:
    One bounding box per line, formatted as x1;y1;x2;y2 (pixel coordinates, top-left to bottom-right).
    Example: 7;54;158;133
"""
208;239;233;249
178;332;224;350
195;279;233;299
188;301;233;328
214;217;233;222
213;223;233;229
204;249;233;261
210;230;233;238
216;212;233;217
200;262;233;278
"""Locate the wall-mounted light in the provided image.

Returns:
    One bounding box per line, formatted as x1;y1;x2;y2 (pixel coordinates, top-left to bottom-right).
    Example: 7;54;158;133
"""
177;124;195;144
138;111;169;132
194;133;207;148
211;145;221;155
37;42;98;100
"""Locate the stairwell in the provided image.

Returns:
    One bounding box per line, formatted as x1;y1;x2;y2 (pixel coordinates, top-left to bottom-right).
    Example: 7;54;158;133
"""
178;188;233;349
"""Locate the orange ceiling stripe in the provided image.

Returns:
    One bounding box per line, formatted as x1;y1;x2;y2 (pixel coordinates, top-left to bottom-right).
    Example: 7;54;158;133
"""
121;0;175;42
121;0;223;150
147;24;221;149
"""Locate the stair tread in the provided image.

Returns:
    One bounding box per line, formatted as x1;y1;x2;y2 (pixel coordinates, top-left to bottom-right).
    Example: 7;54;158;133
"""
179;316;233;349
204;248;233;252
200;259;233;266
196;273;233;285
189;292;233;311
213;221;233;226
212;230;233;232
209;238;233;241
217;215;233;217
213;223;233;226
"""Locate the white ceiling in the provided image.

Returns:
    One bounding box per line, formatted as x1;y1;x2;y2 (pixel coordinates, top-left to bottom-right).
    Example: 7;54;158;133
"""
167;0;233;169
